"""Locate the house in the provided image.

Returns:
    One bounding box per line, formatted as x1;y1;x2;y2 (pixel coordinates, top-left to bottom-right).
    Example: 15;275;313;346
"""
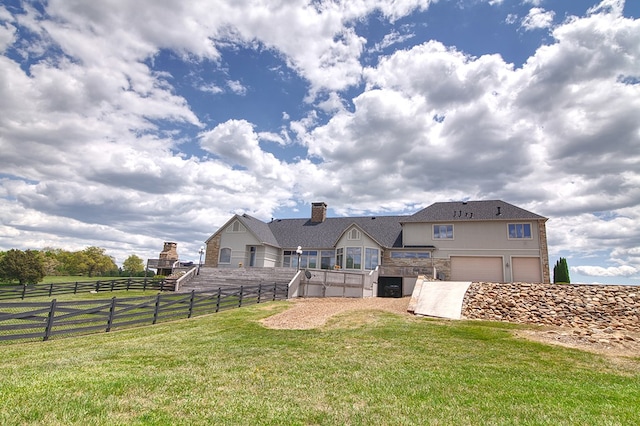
204;200;550;295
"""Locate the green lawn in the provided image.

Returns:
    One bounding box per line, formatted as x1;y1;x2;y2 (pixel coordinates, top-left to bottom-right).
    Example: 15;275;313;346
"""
40;276;134;284
0;289;159;302
0;302;638;425
0;276;131;286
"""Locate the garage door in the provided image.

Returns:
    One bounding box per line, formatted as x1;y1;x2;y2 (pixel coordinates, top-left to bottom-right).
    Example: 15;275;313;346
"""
512;257;541;283
450;256;503;282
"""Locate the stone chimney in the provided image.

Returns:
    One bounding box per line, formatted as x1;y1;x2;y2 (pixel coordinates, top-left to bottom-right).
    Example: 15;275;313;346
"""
311;202;327;223
159;242;178;260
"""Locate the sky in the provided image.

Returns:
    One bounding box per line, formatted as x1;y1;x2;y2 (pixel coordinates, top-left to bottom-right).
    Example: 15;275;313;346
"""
0;0;639;285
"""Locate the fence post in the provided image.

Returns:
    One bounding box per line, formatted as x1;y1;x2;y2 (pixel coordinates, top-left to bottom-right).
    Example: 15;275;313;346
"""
106;297;117;332
143;278;148;291
188;290;195;318
273;282;278;301
238;286;244;307
22;284;27;300
110;280;115;292
215;287;221;313
257;284;262;304
126;278;131;291
43;299;57;341
74;281;78;294
95;281;100;292
152;293;161;324
49;282;54;297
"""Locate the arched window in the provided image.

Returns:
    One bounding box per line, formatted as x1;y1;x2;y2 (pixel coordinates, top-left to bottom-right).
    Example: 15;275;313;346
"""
219;248;231;264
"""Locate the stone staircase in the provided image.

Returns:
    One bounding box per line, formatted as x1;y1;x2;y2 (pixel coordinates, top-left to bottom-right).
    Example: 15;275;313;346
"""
177;267;297;293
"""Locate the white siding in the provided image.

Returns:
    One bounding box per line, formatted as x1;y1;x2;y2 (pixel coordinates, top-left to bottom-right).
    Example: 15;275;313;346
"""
218;229;261;268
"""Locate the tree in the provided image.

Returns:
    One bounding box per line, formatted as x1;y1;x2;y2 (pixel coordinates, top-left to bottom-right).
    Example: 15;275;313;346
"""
57;250;87;275
553;257;570;284
82;246;117;277
0;249;45;284
40;247;63;275
122;254;144;277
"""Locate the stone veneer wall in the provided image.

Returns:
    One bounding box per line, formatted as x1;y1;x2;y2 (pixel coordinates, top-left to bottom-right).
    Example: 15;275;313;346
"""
205;235;221;267
462;282;639;332
537;219;551;283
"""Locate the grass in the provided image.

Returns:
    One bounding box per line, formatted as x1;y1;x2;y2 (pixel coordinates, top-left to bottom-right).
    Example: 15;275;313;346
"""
0;276;134;286
40;276;124;284
2;289;159;303
0;302;638;425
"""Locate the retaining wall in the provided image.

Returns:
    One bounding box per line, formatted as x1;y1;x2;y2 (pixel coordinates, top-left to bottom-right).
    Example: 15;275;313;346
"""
462;282;639;332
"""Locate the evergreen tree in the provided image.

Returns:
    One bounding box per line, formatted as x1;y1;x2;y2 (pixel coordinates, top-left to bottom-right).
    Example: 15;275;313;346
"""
553;257;571;283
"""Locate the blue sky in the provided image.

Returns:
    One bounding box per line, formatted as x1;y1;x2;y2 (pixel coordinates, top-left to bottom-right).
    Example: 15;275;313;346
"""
1;0;639;285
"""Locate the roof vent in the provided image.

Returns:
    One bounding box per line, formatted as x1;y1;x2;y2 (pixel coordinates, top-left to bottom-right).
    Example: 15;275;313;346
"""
496;206;502;216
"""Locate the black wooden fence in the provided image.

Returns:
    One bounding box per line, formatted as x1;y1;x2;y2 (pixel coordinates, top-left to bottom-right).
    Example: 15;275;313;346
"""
0;283;288;343
0;278;173;301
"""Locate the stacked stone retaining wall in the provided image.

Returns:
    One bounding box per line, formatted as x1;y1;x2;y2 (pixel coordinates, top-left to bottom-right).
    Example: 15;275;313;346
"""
462;282;639;332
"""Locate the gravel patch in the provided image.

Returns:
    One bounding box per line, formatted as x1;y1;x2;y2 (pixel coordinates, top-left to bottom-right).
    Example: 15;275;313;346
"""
260;297;411;330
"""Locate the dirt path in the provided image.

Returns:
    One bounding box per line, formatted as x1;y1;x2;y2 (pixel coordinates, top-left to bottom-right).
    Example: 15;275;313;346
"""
260;297;640;358
260;297;411;329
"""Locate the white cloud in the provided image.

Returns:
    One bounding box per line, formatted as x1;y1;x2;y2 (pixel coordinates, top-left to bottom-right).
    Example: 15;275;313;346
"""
572;265;638;278
316;92;346;113
199;83;224;94
1;0;639;281
198;119;291;181
587;0;624;16
521;8;555;31
371;30;415;52
227;80;247;95
0;20;15;52
505;14;518;25
257;131;287;146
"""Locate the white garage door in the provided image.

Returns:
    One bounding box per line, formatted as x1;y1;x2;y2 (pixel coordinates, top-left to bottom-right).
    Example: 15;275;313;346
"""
512;257;542;283
450;257;503;282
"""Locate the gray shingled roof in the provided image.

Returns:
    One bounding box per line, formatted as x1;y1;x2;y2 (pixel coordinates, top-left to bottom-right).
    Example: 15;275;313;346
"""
267;215;404;249
403;200;547;222
230;200;545;250
236;214;280;246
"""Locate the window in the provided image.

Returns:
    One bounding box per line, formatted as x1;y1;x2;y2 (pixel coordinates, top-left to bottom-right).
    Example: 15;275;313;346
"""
283;250;317;268
346;247;362;269
320;250;335;269
508;223;532;239
300;250;318;269
433;224;454;239
365;248;379;270
348;228;361;240
336;248;344;269
219;248;231;264
390;251;431;259
283;251;294;268
249;246;256;267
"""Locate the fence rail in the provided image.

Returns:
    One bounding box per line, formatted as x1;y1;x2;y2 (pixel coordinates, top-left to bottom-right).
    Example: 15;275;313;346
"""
0;278;174;301
0;283;288;343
